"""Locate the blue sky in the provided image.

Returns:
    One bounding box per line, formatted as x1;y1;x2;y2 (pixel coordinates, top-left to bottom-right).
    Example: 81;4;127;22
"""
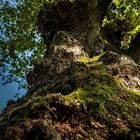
0;82;26;112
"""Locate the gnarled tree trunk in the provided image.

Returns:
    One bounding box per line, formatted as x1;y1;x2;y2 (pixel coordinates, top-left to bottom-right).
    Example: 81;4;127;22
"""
38;0;112;57
26;0;113;93
1;1;140;140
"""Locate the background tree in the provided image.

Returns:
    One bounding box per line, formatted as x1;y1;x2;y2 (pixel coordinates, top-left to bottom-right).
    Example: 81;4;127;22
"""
103;0;140;49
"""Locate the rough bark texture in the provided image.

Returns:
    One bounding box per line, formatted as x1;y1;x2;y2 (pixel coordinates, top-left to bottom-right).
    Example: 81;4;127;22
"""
27;31;87;94
1;1;140;140
27;0;113;93
38;0;112;57
1;51;140;140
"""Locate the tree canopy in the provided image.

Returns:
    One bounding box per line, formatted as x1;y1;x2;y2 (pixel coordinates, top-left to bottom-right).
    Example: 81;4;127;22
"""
0;0;140;88
103;0;140;49
0;0;45;87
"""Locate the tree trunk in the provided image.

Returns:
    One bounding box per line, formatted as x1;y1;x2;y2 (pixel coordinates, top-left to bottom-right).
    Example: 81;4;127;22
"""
38;0;112;57
1;1;140;139
26;0;113;93
127;32;140;65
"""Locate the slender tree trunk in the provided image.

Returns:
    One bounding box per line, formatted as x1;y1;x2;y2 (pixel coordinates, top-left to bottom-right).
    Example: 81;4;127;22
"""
38;0;112;57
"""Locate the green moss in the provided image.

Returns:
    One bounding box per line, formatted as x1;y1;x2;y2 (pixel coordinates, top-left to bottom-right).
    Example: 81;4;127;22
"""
8;96;49;123
127;90;140;96
36;53;118;96
89;100;108;120
66;84;116;101
66;55;120;102
65;53;140;123
7;54;140;137
80;53;105;65
122;112;133;120
113;128;131;138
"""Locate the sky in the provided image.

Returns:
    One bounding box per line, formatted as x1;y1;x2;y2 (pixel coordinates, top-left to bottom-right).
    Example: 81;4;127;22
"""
0;82;26;112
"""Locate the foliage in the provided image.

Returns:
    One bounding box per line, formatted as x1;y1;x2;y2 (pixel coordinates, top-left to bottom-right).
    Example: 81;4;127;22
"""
103;0;140;49
0;0;45;87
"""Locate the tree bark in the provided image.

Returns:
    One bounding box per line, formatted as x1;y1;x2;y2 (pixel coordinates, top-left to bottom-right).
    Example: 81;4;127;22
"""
27;0;113;93
38;0;112;57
